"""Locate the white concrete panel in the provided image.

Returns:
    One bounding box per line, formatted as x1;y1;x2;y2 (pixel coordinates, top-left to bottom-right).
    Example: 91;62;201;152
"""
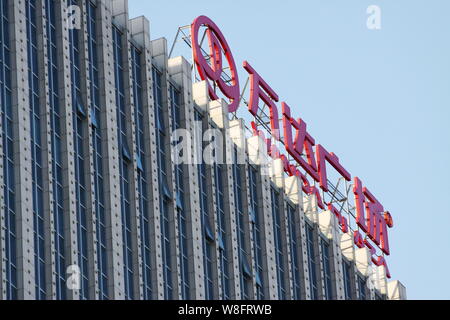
269;158;284;190
192;81;209;112
355;247;371;277
387;280;407;300
340;232;355;261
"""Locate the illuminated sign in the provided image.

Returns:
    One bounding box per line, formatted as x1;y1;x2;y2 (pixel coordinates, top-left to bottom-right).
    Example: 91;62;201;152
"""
191;15;393;278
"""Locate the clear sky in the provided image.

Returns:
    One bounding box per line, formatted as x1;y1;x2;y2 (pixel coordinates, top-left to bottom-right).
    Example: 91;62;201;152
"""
128;0;450;300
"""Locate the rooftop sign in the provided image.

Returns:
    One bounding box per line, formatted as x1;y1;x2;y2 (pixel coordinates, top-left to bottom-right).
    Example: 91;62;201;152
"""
190;15;393;278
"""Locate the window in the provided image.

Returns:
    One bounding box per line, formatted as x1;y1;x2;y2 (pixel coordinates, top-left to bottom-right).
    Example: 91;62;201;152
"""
306;224;318;300
196;111;215;300
287;204;302;300
233;148;252;300
342;259;353;300
113;25;134;300
153;66;173;299
45;0;66;300
131;46;152;300
320;239;333;300
249;166;264;300
161;196;173;299
68;0;89;300
170;84;190;299
26;0;46;300
215;163;230;300
1;0;18;300
358;275;367;300
271;187;286;300
87;1;109;300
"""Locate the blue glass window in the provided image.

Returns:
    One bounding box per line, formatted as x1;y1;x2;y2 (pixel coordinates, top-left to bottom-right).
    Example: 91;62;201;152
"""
26;0;46;300
76;97;87;117
343;258;353;300
131;45;152;300
249;166;264;300
170;84;190;300
113;26;134;300
153;66;173;299
87;1;109;300
233;147;252;299
270;187;286;300
321;238;333;300
358;275;367;300
215;163;230;300
306;224;318;300
287;204;302;299
0;0;18;300
196;111;215;300
45;0;66;300
67;0;89;300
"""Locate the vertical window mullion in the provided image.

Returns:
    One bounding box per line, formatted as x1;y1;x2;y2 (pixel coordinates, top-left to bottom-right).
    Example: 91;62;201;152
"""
196;111;215;300
153;67;174;299
287;205;301;300
233;148;251;299
87;1;109;300
249;167;264;300
132;46;153;299
67;0;89;300
113;26;134;300
320;239;333;300
26;0;46;300
306;224;318;300
45;0;66;299
343;259;353;300
170;84;190;299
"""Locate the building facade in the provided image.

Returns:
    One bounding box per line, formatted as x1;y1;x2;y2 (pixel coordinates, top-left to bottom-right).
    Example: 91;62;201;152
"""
0;0;406;300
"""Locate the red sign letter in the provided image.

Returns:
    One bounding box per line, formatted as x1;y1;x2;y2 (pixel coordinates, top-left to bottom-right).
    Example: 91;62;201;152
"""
353;177;393;255
243;61;280;140
316;144;351;192
191;16;240;112
281;103;320;182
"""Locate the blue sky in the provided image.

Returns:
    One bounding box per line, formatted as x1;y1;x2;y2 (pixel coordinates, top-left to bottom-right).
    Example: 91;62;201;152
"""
128;0;450;299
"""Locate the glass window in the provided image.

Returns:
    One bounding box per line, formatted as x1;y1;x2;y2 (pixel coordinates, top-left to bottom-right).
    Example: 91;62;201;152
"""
170;84;190;300
271;187;286;300
68;0;89;300
358;275;367;300
306;224;318;300
215;163;230;300
320;239;333;300
153;66;173;299
287;204;302;300
87;1;109;300
342;259;353;300
196;111;216;300
26;0;46;299
130;47;152;300
249;166;264;300
113;26;134;300
233;148;252;300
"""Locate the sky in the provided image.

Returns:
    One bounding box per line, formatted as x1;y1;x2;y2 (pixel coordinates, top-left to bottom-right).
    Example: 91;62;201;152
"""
128;0;450;300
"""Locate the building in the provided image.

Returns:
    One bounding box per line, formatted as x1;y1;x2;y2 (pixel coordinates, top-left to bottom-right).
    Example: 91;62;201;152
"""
0;0;407;300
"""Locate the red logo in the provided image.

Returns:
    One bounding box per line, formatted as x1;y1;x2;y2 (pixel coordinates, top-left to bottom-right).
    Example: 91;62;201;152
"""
191;16;240;112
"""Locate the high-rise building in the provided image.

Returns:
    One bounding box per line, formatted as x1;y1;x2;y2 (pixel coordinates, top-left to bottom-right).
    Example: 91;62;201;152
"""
0;0;406;300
